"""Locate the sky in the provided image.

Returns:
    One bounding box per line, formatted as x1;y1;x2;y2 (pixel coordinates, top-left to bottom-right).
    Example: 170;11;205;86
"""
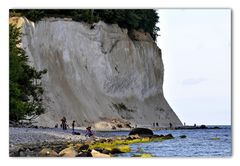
156;9;231;125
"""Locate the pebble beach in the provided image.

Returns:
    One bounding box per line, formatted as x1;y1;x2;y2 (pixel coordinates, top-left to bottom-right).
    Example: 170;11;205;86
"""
9;127;87;145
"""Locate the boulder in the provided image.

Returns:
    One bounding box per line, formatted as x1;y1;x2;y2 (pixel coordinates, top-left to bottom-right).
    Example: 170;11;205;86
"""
59;147;78;157
73;143;83;152
19;151;25;157
129;128;153;137
94;148;104;153
127;135;141;140
109;148;121;154
78;151;92;157
79;144;89;152
117;124;123;128
179;135;187;139
25;148;35;157
91;149;111;157
163;134;174;139
102;149;111;154
199;125;208;129
150;134;162;138
38;148;58;157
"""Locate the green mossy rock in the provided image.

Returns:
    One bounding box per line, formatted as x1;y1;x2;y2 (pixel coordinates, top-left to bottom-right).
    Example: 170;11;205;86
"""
132;153;153;157
211;137;220;140
115;145;131;153
141;153;153;157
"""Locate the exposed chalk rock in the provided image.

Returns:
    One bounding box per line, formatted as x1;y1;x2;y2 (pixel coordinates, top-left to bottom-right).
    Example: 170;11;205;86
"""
9;17;182;128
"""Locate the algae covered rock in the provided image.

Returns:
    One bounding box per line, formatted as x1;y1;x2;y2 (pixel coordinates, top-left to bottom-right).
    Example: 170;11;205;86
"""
116;145;131;153
110;145;131;154
211;137;220;140
163;134;174;139
132;153;153;157
141;153;153;157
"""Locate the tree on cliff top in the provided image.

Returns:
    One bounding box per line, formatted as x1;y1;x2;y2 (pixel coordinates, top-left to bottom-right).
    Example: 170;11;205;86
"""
9;9;160;41
9;24;47;122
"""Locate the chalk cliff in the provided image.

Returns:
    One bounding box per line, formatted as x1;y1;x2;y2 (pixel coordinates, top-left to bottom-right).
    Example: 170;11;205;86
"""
10;17;182;128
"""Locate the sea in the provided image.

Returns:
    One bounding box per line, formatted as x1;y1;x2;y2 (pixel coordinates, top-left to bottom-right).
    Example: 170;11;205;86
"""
96;125;231;157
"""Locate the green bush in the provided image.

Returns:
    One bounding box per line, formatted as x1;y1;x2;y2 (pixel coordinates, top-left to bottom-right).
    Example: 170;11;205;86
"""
9;9;160;41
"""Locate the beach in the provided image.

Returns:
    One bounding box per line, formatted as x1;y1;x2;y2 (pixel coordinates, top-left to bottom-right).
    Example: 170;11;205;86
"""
9;127;88;145
9;126;162;157
9;125;231;157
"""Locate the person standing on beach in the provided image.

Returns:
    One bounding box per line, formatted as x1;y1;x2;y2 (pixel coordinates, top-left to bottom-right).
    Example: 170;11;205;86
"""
72;120;75;134
169;122;172;129
85;126;94;137
61;117;67;130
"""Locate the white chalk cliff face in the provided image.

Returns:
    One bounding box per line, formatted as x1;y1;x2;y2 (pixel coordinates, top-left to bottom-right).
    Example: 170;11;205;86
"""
11;17;182;128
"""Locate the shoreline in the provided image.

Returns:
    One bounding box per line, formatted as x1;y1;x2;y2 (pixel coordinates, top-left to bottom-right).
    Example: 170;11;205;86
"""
9;125;225;147
9;126;229;157
9;127;174;157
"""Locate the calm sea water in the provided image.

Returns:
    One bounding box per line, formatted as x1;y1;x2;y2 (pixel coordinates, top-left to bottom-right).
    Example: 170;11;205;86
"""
96;125;231;157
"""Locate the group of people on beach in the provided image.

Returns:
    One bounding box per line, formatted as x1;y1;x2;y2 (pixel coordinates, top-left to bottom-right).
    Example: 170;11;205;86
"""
56;117;94;137
152;122;173;129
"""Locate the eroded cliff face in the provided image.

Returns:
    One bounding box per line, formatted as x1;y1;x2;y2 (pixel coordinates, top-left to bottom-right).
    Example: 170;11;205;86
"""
10;17;182;128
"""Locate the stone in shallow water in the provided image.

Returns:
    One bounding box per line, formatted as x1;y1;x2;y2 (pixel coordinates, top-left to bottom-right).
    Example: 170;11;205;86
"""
211;137;220;140
129;128;153;136
102;149;111;154
163;134;174;139
179;135;187;138
132;153;153;157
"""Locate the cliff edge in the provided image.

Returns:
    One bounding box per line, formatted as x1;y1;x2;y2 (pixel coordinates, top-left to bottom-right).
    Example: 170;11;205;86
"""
10;17;182;128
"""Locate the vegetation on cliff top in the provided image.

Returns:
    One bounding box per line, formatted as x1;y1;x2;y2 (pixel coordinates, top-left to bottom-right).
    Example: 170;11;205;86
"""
9;24;47;122
9;9;160;41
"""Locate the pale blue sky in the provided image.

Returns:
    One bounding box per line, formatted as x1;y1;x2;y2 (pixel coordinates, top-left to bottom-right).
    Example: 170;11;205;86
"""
157;9;231;125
